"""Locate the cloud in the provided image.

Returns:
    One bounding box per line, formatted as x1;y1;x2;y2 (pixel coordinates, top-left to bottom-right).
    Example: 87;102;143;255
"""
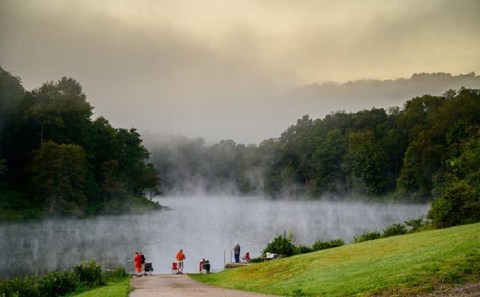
1;0;479;143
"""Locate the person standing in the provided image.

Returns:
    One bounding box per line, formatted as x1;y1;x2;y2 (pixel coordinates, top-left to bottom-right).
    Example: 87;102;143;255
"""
134;252;142;276
140;252;146;274
176;249;186;274
233;242;241;263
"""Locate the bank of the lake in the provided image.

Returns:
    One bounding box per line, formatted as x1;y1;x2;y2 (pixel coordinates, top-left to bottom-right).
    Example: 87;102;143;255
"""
0;191;161;221
0;196;428;279
191;222;480;296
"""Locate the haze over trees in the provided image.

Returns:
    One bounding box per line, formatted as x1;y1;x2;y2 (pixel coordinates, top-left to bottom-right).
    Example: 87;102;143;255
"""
145;87;480;228
1;66;479;227
0;67;160;217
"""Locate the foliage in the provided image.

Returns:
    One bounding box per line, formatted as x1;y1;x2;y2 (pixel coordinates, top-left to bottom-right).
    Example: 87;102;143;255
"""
311;239;345;251
404;216;429;232
0;69;161;218
382;223;408;237
102;266;128;283
149;88;480;206
192;223;480;297
428;130;480;228
28;141;88;215
428;181;480;228
38;271;79;297
354;231;381;243
73;260;104;287
295;245;313;254
262;234;296;257
0;260;121;297
2;68;480;229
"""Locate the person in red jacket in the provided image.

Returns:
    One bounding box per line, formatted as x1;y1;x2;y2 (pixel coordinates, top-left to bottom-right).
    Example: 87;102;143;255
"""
134;252;142;276
176;249;186;274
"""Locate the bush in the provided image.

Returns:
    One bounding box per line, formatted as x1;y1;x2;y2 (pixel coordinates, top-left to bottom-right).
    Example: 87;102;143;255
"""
0;277;40;297
404;216;429;232
0;272;78;297
38;271;78;297
428;180;480;228
295;245;313;255
73;260;104;287
262;234;296;257
103;266;128;282
0;260;118;297
312;239;345;251
382;223;408;238
354;231;381;243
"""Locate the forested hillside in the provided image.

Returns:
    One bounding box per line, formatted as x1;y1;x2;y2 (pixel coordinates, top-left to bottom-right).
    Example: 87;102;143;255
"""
2;66;479;227
0;67;161;218
147;88;480;227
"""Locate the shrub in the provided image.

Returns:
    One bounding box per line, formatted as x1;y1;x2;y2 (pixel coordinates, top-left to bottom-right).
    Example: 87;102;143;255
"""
38;271;78;297
312;239;345;251
404;216;429;232
428;180;480;228
354;231;381;243
262;234;296;257
295;245;313;255
0;260;118;297
73;260;104;287
382;223;408;238
0;277;40;297
103;266;128;282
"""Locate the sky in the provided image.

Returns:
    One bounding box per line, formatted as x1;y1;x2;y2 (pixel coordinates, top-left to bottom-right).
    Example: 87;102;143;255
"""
1;0;479;144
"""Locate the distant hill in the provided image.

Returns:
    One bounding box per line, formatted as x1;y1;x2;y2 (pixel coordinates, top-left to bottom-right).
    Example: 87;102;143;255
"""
279;72;480;120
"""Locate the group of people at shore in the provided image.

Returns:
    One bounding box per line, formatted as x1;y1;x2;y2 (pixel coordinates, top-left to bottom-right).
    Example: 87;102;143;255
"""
134;242;243;275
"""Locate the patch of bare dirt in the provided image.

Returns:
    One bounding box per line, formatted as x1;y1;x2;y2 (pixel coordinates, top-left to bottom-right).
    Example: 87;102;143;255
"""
418;282;480;297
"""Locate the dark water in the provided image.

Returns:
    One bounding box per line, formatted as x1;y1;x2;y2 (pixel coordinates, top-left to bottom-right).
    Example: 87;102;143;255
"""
0;196;429;279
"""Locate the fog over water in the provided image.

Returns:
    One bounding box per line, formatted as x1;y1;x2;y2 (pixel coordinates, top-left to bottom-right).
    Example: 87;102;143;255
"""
0;195;429;279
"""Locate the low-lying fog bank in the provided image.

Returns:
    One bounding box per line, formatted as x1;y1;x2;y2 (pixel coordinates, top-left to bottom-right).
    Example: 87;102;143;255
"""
0;195;429;279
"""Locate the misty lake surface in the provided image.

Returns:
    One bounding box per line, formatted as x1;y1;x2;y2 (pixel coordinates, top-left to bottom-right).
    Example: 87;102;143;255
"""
0;196;429;279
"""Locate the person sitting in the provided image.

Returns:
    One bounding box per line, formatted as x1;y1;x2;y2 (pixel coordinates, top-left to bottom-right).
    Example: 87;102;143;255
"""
200;258;210;273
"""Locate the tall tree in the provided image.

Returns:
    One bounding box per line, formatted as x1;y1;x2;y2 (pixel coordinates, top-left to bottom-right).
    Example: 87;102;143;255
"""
28;141;88;215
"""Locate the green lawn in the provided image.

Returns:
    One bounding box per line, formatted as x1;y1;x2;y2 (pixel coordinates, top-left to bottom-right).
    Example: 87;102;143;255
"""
191;223;480;296
68;278;130;297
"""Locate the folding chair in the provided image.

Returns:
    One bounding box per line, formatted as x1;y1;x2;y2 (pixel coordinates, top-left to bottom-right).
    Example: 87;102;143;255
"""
144;262;153;275
171;262;179;274
242;252;251;263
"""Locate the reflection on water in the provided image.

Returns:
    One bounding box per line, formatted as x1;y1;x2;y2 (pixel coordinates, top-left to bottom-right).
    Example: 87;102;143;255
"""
0;196;429;279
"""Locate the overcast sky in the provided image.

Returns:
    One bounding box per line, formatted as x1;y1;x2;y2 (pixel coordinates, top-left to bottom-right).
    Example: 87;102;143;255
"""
1;0;479;144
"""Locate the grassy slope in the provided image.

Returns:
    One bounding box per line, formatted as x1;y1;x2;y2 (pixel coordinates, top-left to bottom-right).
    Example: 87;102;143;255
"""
68;278;130;297
191;223;480;297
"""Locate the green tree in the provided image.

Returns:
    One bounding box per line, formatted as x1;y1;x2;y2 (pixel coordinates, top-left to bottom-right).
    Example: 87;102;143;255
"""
28;141;88;215
429;131;480;228
346;129;389;194
311;129;347;194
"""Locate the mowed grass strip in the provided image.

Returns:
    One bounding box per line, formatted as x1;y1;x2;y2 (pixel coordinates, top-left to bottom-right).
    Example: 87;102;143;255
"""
191;223;480;296
68;278;130;297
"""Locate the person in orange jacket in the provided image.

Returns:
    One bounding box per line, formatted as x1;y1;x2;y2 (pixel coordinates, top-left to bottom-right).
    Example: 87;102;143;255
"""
134;252;142;276
176;249;186;274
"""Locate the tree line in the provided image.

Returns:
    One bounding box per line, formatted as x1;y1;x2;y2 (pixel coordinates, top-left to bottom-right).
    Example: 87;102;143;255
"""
147;88;480;227
0;67;161;217
2;66;479;226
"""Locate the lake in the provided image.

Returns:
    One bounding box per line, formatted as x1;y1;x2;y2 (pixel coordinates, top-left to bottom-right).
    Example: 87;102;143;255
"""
0;195;429;279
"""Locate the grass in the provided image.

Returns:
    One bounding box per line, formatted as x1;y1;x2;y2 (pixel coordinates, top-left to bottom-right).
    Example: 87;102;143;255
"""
191;223;480;296
67;278;130;297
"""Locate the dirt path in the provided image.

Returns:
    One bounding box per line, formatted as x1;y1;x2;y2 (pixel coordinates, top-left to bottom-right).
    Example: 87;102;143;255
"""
129;274;280;297
130;274;480;297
